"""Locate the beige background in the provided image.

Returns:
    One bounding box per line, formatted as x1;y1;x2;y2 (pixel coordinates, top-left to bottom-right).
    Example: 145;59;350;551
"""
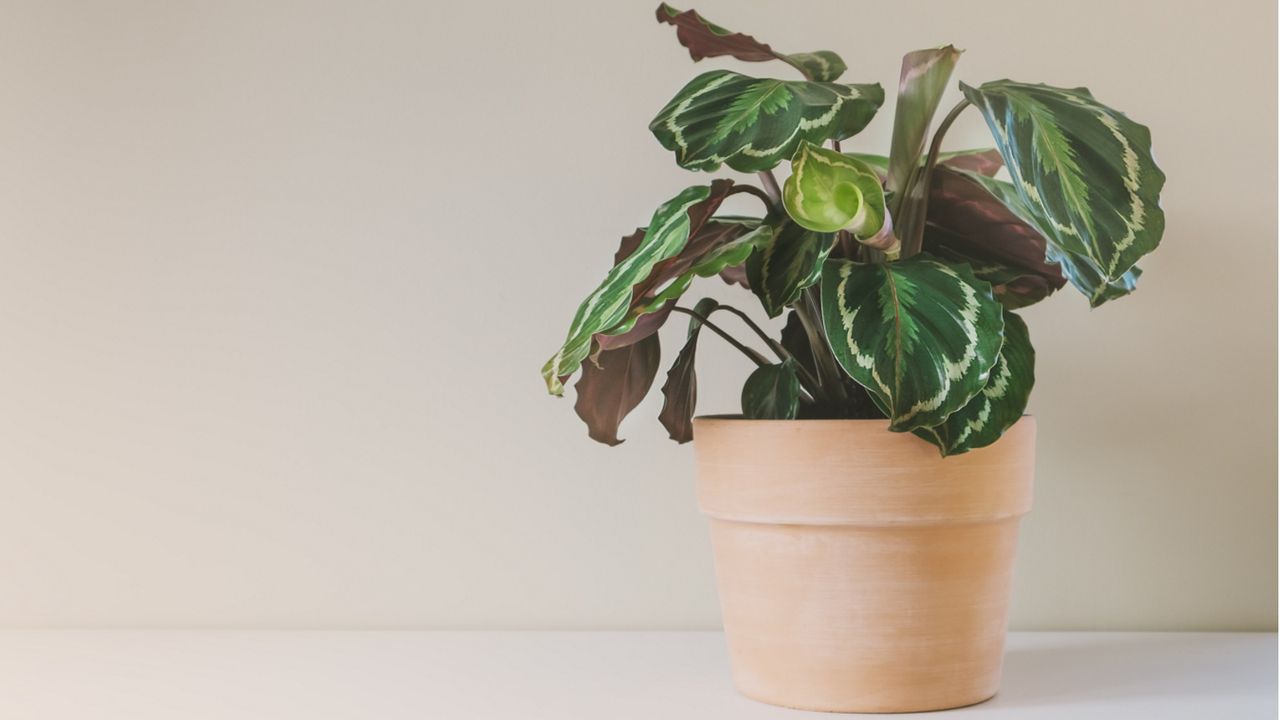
0;0;1273;630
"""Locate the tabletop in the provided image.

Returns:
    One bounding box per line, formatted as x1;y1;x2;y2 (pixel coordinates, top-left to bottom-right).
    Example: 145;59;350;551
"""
0;630;1272;718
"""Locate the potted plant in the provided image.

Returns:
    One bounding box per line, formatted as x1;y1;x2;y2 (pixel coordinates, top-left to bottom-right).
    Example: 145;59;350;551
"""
542;5;1164;713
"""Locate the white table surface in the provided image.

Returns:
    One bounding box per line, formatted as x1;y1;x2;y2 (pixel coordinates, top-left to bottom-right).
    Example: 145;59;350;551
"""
0;631;1271;718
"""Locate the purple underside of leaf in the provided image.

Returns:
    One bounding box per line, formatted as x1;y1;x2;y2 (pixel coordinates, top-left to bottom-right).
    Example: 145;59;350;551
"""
656;4;779;63
658;335;699;443
573;334;661;446
924;166;1066;299
940;149;1003;177
718;263;749;289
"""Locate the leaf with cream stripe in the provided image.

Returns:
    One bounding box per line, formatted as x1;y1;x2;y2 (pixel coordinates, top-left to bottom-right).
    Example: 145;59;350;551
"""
782;142;886;238
746;217;832;317
650;70;883;173
542;181;739;395
915;309;1033;455
961;80;1165;305
820;256;1004;432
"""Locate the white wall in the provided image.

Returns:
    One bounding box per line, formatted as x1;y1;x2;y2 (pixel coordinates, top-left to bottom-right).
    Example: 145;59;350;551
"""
0;0;1273;630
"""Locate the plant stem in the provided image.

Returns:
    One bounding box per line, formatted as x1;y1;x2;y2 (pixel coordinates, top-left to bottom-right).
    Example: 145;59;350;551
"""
715;305;785;355
670;306;768;367
901;98;972;257
736;184;777;213
756;170;782;205
795;288;849;405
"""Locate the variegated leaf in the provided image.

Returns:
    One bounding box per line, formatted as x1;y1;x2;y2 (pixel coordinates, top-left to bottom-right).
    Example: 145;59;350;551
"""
958;167;1143;306
821;256;1004;431
656;4;847;82
603;221;774;344
658;297;718;443
573;333;661;446
924;165;1066;308
915;310;1033;455
542;181;738;395
961;80;1165;305
650;70;883;173
886;46;962;195
741;358;800;419
746;218;832;318
782;142;886;238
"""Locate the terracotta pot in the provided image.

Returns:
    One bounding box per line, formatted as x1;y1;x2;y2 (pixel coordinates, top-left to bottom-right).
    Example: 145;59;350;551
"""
692;416;1035;713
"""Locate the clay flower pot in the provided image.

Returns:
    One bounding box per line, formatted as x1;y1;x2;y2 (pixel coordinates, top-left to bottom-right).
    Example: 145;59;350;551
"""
693;416;1036;713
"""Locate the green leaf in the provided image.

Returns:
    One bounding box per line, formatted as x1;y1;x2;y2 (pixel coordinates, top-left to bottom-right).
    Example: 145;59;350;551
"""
821;256;1004;432
650;70;884;173
572;334;661;446
604;220;774;345
957;166;1143;307
961;80;1165;305
746;218;832;318
542;181;738;395
915;310;1033;455
782;142;886;237
655;4;847;81
924;165;1066;308
782;52;847;83
741;358;801;419
886;46;962;194
657;297;718;443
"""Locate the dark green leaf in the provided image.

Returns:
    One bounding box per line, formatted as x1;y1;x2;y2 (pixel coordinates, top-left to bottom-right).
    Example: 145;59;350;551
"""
650;70;883;173
741;358;801;419
961;80;1165;305
915;310;1033;456
821;256;1004;431
746;218;832;317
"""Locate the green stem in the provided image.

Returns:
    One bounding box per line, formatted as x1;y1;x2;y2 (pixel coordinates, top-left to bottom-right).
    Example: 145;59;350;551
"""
900;99;972;257
756;170;782;206
736;184;777;213
795;288;849;405
670;306;768;367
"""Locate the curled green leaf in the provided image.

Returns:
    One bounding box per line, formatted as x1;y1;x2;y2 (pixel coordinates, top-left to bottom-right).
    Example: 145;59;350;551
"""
783;142;886;238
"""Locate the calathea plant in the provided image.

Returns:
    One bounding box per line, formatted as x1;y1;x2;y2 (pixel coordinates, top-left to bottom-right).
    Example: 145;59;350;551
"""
542;5;1165;455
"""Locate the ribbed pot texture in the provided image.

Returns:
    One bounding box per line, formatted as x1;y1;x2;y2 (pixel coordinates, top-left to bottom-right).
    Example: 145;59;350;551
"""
692;417;1036;713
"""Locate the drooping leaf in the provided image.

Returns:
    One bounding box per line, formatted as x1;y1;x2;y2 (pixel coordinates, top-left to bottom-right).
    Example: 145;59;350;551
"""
746;218;832;317
658;297;718;443
741;358;801;419
886;46;962;195
602;220;773;344
655;4;847;82
782;142;886;238
650;70;884;173
957;167;1143;307
924;165;1066;308
915;310;1033;455
821;256;1004;431
572;334;661;446
961;80;1165;305
542;181;739;395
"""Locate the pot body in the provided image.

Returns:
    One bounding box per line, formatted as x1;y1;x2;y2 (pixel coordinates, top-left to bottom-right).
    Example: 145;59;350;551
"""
693;417;1035;713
